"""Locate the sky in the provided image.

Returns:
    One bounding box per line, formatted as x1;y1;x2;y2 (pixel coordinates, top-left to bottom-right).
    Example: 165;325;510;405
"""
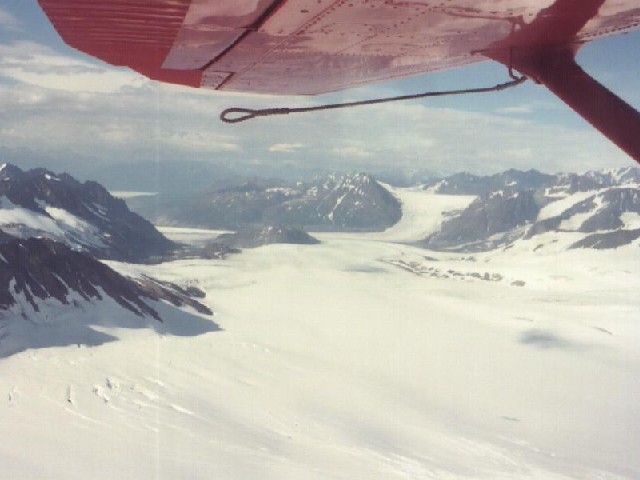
1;1;639;178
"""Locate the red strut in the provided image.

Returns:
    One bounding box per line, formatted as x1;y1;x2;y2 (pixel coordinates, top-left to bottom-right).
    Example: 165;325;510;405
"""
485;0;640;164
509;47;640;165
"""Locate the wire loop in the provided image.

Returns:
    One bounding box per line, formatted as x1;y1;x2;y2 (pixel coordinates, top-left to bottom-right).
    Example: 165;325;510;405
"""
220;107;292;123
220;76;527;124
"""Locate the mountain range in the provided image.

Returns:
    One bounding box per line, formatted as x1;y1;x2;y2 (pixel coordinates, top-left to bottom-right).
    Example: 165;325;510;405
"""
2;162;639;349
423;167;640;251
130;173;402;232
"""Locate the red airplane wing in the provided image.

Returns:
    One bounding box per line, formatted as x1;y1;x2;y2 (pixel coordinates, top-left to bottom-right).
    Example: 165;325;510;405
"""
36;0;640;94
38;0;640;162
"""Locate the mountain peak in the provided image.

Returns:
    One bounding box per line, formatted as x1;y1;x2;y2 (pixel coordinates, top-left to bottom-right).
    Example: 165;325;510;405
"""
0;163;25;179
0;166;174;262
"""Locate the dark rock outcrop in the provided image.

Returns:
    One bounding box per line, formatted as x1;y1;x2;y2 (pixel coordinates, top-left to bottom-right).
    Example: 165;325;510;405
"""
578;189;640;232
197;241;241;259
0;238;210;320
0;228;13;244
217;225;320;249
570;229;640;250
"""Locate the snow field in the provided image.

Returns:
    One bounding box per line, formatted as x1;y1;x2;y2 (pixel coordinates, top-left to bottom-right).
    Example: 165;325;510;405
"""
1;186;639;479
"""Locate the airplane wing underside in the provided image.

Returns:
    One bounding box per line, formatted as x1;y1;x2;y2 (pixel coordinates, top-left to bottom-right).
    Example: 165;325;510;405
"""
38;1;640;163
37;0;640;95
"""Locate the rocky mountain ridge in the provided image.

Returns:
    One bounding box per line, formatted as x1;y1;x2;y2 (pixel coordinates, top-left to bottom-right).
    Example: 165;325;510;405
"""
423;167;640;251
424;167;640;196
0;237;210;321
131;172;402;232
0;163;175;262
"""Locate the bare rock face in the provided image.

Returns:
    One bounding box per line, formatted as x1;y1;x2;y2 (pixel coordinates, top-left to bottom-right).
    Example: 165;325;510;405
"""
0;238;210;320
0;164;174;262
577;189;640;232
0;228;13;244
525;188;640;246
570;229;640;249
424;190;540;251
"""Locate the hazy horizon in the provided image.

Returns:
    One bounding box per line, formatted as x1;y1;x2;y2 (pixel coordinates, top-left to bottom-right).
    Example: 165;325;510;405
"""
2;3;640;178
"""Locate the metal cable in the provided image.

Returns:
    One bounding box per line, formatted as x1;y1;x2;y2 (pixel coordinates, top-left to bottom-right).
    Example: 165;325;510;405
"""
220;75;527;124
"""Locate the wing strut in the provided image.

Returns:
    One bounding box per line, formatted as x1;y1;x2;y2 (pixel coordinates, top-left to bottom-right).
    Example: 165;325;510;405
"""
501;46;640;165
483;0;640;165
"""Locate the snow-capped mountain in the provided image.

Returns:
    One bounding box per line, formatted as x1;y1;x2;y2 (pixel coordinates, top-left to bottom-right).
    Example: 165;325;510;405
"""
424;190;540;251
424;167;640;196
0;166;214;354
268;173;401;230
132;173;402;231
423;167;640;251
527;187;640;249
0;164;175;262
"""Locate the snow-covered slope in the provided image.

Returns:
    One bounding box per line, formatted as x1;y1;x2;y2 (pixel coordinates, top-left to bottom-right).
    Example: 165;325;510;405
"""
527;187;640;249
367;185;475;243
2;186;638;479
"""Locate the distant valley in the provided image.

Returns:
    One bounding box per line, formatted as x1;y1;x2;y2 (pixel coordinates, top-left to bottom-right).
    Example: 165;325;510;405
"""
127;164;640;252
2;161;639;353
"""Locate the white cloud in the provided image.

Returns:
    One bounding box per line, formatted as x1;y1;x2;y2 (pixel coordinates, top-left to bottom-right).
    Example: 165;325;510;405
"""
0;41;633;176
269;143;304;153
331;146;373;158
165;131;242;153
0;41;146;93
503;147;534;160
495;104;534;114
